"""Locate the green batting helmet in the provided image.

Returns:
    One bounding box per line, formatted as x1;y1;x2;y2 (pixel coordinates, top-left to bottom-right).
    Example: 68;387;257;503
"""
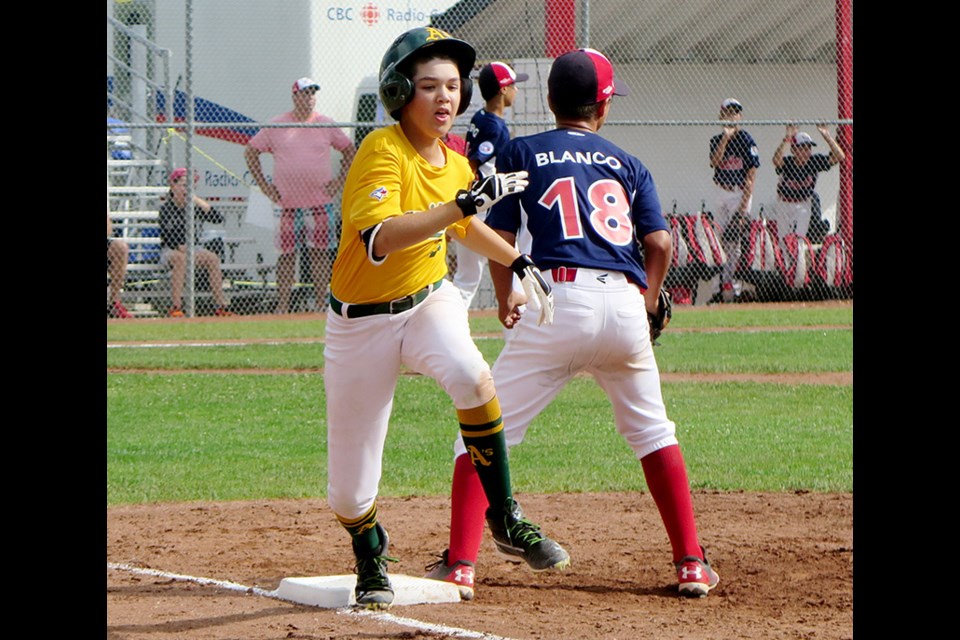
379;26;476;121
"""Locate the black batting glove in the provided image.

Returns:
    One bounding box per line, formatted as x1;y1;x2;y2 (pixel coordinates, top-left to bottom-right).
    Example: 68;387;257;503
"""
455;171;529;217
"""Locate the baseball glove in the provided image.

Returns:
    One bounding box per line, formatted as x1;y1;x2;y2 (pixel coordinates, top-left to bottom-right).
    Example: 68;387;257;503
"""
648;289;672;344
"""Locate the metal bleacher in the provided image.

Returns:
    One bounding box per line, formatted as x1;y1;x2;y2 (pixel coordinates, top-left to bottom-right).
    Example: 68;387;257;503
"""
107;156;276;317
108;16;276;317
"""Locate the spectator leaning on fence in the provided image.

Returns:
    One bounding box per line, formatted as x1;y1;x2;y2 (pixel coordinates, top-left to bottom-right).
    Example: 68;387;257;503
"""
107;210;132;319
769;124;845;241
244;77;357;314
159;168;234;317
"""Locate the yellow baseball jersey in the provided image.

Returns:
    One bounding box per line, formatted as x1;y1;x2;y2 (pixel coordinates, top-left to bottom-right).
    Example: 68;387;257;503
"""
330;124;475;304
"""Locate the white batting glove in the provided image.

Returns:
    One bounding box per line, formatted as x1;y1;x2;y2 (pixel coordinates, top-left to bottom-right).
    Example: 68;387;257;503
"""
510;254;554;326
455;171;529;217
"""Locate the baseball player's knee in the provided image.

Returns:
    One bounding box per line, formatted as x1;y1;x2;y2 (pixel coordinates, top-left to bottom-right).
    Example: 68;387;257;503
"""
448;372;497;410
619;420;678;459
327;487;375;521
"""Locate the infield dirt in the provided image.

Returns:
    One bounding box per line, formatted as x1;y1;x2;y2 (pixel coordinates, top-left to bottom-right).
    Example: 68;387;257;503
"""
107;301;853;639
107;491;852;639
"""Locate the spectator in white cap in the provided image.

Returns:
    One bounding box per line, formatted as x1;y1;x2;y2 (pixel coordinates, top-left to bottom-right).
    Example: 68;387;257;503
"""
708;97;761;303
770;124;846;242
245;77;357;314
452;61;530;308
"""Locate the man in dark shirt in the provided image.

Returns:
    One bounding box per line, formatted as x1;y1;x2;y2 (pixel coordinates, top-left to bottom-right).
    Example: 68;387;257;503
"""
708;98;760;303
158;167;234;316
770;125;846;241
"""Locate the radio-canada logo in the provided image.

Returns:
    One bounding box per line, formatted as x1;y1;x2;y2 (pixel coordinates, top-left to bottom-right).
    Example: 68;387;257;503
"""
360;2;380;26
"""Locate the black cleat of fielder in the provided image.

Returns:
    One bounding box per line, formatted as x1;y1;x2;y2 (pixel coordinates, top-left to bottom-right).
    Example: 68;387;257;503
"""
486;498;571;571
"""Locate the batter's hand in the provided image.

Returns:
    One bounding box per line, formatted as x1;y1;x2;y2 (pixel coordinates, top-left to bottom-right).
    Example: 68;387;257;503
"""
498;290;525;329
455;171;529;217
510;254;554;326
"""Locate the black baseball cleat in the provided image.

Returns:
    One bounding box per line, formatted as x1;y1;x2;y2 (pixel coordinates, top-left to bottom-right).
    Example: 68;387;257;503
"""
486;498;571;571
352;523;397;610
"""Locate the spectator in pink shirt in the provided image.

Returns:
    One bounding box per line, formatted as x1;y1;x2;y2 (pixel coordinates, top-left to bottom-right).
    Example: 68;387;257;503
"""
245;77;357;313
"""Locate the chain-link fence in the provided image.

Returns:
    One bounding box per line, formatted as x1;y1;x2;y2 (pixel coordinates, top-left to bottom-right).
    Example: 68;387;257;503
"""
107;0;852;318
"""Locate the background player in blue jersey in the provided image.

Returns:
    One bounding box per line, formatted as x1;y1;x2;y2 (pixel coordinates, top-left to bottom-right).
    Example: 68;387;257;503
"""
425;48;719;600
451;62;529;308
708;98;761;303
770;125;845;242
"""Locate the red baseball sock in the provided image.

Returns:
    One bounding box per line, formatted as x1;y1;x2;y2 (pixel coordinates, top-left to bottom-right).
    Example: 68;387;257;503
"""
448;453;489;565
641;444;702;563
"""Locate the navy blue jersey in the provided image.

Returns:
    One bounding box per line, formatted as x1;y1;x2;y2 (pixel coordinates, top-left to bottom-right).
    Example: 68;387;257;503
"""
710;129;760;187
775;154;832;201
486;128;666;289
465;109;511;175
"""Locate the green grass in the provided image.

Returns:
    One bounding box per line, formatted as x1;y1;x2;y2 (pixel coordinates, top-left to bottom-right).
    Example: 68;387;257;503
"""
107;305;853;505
106;330;850;375
107;343;328;370
106;317;328;342
653;329;852;373
105;303;853;343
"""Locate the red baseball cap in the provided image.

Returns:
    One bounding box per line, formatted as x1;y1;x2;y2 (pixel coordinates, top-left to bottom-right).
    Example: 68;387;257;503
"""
478;61;529;100
169;167;199;184
548;48;629;108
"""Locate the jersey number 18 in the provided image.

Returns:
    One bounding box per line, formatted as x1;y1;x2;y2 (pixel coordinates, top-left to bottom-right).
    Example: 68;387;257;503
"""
538;177;634;246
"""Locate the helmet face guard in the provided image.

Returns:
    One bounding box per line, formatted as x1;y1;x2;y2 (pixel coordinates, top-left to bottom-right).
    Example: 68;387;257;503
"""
379;27;476;120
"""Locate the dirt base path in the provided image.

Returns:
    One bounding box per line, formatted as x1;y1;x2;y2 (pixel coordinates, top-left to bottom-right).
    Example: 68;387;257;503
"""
107;491;852;640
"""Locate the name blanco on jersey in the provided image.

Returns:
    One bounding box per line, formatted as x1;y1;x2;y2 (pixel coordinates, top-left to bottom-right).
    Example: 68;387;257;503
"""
535;150;623;170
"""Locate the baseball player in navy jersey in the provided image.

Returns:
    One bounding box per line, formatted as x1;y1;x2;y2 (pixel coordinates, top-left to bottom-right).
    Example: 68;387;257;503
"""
708;98;761;303
451;62;530;308
324;26;566;610
424;48;719;600
770;124;845;240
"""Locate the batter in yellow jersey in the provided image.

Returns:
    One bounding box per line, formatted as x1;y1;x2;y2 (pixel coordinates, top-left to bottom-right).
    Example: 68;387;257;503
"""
331;123;474;304
322;27;567;611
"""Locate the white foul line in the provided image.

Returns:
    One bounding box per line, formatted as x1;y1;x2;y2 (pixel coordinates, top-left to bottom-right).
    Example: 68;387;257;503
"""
108;562;517;640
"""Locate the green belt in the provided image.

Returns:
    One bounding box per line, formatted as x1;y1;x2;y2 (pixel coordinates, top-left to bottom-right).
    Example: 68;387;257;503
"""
329;279;444;319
